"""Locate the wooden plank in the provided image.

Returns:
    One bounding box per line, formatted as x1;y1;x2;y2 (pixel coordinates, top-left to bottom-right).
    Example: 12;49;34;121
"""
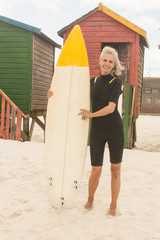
34;40;54;55
33;59;54;71
29;118;36;141
32;66;53;75
32;85;50;92
1;97;5;132
84;36;135;43
0;31;28;37
81;26;135;33
32;74;52;82
0;42;29;48
0;68;29;73
0;129;7;139
1;83;27;90
6;102;10;139
0;48;28;53
16;111;22;141
31;95;48;101
85;42;101;49
26;111;46;118
87;48;101;54
11;107;16;140
23;118;29;140
33;69;53;78
35;117;45;131
34;34;54;52
34;49;54;62
34;36;54;52
20;130;28;141
34;43;54;57
83;31;135;38
88;53;102;59
0;57;28;63
0;22;28;32
0;52;28;58
34;53;54;65
32;99;47;105
79;21;121;27
0;63;28;68
32;104;47;110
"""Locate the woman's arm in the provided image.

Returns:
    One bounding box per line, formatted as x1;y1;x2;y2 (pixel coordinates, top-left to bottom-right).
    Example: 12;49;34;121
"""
79;102;116;120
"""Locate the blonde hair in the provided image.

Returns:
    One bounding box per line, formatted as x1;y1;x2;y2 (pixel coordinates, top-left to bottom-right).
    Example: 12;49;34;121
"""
99;46;124;76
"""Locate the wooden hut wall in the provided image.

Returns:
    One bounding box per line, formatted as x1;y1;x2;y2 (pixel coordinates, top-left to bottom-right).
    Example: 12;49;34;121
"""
32;34;54;111
137;40;145;115
0;21;32;114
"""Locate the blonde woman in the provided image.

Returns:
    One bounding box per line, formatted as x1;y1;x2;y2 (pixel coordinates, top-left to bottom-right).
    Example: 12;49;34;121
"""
79;46;124;216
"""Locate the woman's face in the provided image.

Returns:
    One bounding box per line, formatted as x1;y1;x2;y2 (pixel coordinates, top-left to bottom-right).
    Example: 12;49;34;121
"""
99;53;115;75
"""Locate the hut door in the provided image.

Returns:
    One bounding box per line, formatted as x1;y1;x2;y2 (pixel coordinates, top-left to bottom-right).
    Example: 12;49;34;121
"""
101;43;130;84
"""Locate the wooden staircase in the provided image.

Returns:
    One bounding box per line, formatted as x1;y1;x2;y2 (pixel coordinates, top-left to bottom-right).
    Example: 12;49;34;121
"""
0;89;26;141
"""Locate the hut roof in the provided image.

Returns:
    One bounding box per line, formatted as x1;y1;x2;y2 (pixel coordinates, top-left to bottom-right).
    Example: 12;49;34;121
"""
0;15;61;49
58;2;149;48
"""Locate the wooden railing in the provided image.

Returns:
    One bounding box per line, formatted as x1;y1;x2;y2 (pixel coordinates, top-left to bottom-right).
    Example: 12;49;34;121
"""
0;89;25;141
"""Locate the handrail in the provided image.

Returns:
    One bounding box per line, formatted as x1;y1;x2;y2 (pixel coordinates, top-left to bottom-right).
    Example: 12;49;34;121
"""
0;89;26;141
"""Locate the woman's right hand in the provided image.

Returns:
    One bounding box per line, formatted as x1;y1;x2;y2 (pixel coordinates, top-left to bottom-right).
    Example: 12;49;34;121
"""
47;89;53;99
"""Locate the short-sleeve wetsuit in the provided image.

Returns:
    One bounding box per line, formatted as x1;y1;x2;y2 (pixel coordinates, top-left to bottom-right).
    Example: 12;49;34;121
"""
90;74;124;166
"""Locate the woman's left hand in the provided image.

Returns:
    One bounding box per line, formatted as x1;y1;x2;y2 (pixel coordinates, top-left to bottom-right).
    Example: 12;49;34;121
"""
78;109;92;120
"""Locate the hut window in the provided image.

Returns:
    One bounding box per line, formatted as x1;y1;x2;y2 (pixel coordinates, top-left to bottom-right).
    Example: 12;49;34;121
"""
156;97;160;104
152;88;159;94
147;97;152;104
143;87;151;93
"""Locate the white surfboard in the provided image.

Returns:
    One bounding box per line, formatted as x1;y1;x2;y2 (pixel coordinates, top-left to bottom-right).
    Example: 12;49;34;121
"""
118;85;123;117
45;25;90;210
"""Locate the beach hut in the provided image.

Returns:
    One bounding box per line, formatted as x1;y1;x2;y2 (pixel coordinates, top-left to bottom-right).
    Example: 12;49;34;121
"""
0;15;61;141
58;2;149;148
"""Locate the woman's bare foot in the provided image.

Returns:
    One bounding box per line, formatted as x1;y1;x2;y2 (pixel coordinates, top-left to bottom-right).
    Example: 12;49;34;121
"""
84;197;94;210
108;207;116;216
108;203;117;216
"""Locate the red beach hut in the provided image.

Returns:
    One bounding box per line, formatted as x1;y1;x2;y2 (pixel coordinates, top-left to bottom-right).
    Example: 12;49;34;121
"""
58;3;149;148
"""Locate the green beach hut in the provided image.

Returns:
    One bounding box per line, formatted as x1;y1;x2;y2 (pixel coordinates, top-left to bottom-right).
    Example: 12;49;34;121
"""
0;15;61;140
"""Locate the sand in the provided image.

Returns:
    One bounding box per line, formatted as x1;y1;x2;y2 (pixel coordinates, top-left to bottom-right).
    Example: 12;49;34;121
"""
0;115;160;240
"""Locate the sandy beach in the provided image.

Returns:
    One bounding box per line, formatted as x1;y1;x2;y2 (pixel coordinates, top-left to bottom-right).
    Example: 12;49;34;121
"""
0;115;160;240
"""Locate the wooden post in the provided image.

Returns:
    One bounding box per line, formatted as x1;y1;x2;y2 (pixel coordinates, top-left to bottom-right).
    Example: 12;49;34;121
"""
16;111;22;141
29;118;36;141
11;108;16;140
23;118;29;141
1;97;5;132
6;102;10;139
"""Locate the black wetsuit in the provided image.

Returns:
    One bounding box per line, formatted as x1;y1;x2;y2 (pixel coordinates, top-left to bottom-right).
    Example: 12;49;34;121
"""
90;74;124;166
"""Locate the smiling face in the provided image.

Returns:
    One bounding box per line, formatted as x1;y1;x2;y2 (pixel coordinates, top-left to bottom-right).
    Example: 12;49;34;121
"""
99;53;115;76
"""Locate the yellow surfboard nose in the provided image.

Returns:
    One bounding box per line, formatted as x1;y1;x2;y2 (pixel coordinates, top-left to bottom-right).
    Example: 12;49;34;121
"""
56;25;89;67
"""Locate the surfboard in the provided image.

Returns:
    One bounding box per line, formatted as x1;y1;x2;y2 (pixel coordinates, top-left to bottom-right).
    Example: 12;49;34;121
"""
45;25;90;210
117;85;123;117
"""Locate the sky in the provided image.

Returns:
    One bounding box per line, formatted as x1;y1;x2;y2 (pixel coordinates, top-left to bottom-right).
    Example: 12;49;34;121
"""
0;0;160;77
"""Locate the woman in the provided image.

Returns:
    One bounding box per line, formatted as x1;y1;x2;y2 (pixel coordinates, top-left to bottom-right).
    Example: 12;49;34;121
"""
79;46;124;216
